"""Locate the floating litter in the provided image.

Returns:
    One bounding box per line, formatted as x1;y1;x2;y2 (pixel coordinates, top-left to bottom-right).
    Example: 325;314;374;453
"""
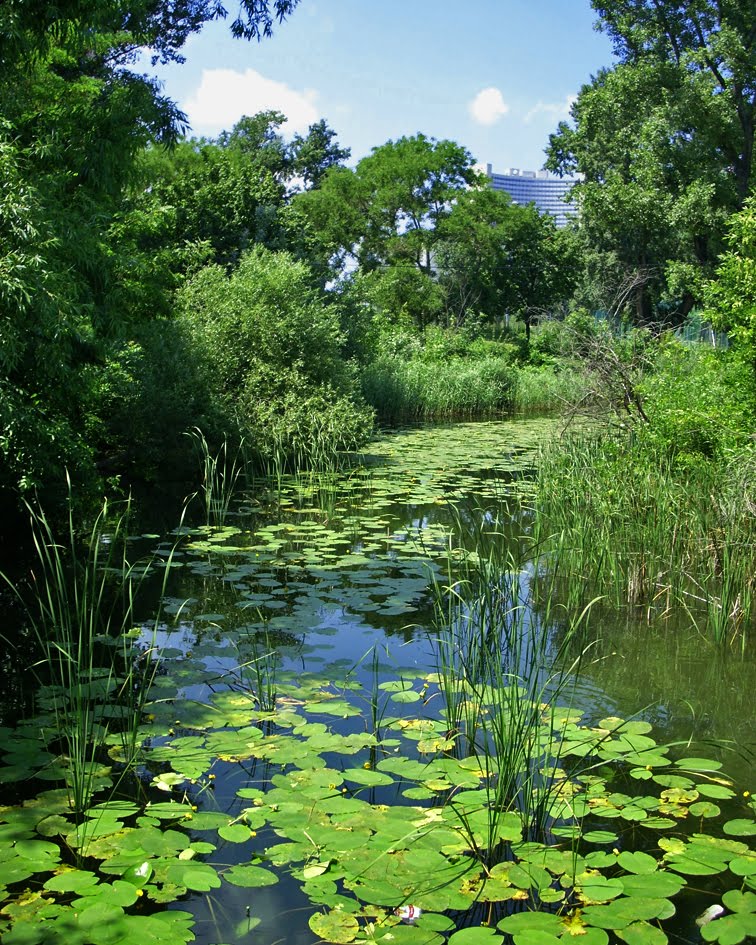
395;905;422;923
696;904;725;927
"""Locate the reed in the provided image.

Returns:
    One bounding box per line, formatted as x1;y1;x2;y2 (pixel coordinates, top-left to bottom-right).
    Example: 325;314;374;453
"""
187;427;245;526
1;488;179;827
362;355;517;422
534;431;755;647
429;508;594;868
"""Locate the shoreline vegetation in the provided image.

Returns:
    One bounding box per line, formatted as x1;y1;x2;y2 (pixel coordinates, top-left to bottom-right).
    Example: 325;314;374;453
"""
1;2;755;942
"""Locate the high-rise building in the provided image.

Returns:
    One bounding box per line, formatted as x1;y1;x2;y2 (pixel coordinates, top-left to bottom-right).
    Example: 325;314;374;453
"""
485;164;579;227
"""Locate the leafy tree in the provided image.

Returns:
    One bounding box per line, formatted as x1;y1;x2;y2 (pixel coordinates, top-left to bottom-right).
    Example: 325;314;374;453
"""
0;0;301;512
548;0;755;321
591;0;755;202
436;188;581;337
705;195;756;376
290;118;352;189
296;134;478;275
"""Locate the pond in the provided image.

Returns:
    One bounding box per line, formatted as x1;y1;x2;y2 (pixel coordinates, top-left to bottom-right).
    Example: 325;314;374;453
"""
0;418;754;945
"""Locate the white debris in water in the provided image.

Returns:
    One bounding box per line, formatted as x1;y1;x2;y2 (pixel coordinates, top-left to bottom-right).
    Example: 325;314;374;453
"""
696;904;725;927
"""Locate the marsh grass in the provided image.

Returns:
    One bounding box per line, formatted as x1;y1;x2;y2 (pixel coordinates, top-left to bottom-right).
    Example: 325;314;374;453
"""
430;510;595;868
362;356;517;422
535;432;756;647
513;365;588;412
1;488;180;842
188;427;245;526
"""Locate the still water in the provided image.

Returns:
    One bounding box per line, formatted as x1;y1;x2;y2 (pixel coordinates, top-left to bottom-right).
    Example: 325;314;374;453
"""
1;418;753;945
134;419;754;942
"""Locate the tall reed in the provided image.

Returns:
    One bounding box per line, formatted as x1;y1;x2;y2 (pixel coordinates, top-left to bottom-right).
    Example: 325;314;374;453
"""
429;508;593;867
362;355;517;422
2;487;179;826
534;431;755;647
188;427;245;526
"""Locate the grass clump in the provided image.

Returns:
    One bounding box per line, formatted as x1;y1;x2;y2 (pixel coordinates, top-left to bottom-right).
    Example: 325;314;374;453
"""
535;431;756;646
1;489;178;824
362;355;517;422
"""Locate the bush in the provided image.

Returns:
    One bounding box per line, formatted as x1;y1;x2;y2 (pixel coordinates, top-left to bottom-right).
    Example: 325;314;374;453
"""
177;247;373;464
82;319;214;483
638;339;755;464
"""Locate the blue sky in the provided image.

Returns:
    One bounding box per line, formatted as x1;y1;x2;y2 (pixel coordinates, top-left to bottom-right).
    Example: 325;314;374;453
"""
147;0;615;172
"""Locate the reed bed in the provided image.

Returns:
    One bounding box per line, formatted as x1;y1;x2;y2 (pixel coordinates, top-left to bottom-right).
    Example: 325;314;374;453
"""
534;431;756;647
362;355;517;422
1;489;180;829
429;509;594;862
513;365;589;412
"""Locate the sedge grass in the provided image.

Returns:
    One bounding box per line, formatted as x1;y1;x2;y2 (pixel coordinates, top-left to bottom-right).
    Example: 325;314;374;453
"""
429;507;596;867
188;427;245;526
534;431;755;647
1;486;181;840
362;355;517;422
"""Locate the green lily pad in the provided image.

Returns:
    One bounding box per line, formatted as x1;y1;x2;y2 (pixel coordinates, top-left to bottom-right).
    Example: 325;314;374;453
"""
223;864;279;887
448;928;503;945
309;910;360;943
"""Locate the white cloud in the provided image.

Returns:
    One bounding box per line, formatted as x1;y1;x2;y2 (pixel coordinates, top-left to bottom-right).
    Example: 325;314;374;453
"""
183;68;320;136
524;95;576;124
468;87;510;126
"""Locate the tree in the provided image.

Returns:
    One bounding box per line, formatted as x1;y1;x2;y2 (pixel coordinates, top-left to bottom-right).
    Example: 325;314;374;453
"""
0;0;301;511
705;195;756;375
548;0;755;322
436;187;581;336
290;119;352;189
591;0;755;202
296;134;478;276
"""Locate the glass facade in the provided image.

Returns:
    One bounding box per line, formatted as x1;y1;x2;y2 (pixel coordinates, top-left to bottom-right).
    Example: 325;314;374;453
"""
486;165;579;227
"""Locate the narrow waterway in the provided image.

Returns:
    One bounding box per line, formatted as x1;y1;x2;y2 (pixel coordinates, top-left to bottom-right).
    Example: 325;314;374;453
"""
0;418;753;945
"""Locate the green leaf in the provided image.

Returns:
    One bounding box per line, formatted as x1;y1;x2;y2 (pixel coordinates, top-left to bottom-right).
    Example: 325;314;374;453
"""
616;921;668;945
448;928;503;945
308;911;359;944
724;820;756;838
224;864;279;887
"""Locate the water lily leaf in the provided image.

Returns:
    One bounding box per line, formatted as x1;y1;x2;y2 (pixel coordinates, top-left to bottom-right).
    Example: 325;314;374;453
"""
690;802;721;818
77;879;140;908
578;877;624;904
44;870;100;893
729;855;756;877
511;934;561;945
700;912;756;945
722;889;756;913
218;823;253;843
224;864;279;887
724;820;756;838
676;758;723;772
618;852;658;874
616;921;668;945
341;767;395;787
498;914;563;935
619;872;685;899
582;898;673;930
583;831;618;845
448;927;503;945
309;910;360;943
696;784;735;800
166;860;221;891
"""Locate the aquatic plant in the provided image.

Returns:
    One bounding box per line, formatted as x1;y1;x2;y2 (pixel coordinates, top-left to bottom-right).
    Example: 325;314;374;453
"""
535;431;756;647
187;427;245;526
362;354;518;422
0;489;180;828
429;511;597;865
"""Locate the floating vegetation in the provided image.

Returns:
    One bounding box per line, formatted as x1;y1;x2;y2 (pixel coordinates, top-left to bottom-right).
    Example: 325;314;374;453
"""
0;420;753;945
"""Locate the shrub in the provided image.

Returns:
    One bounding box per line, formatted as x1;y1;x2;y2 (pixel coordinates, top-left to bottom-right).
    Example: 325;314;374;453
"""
177;247;373;463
